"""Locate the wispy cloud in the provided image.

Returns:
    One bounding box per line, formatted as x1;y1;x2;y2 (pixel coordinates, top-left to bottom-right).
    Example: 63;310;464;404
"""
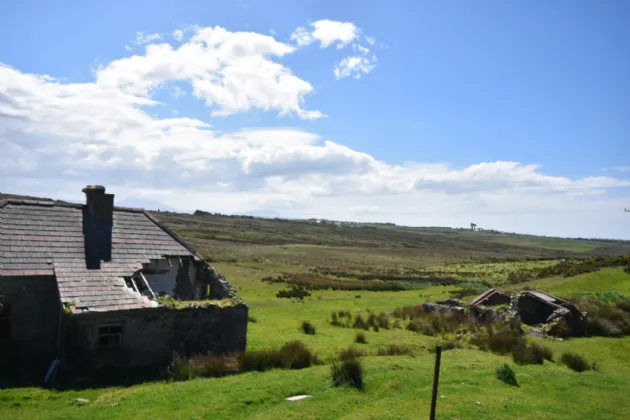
334;55;377;79
133;31;163;45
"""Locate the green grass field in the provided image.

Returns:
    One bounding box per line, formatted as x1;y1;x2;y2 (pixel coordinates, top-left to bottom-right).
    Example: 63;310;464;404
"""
2;207;630;419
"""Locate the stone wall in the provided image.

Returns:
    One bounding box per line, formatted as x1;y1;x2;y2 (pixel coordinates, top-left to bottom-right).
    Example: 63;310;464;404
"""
0;276;61;382
62;302;248;374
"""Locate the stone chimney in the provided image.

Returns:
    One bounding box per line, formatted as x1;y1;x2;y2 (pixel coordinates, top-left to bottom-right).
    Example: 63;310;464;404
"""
82;185;114;268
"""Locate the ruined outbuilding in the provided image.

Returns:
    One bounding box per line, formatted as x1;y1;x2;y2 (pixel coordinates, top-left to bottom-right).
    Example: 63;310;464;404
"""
471;288;510;307
0;186;247;383
469;287;586;336
512;290;586;335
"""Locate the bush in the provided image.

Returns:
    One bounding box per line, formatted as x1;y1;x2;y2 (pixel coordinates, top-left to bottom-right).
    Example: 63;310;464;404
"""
377;344;412;356
353;315;370;331
276;285;311;300
511;344;543;365
472;329;524;355
170;353;240;380
339;347;365;361
575;299;630;337
530;342;554;362
355;332;367;344
406;319;437;336
547;319;570;337
301;321;316;335
560;352;592;372
617;300;630;314
170;353;198;381
587;316;623;337
331;358;364;389
495;364;518;386
377;312;391;329
239;341;319;372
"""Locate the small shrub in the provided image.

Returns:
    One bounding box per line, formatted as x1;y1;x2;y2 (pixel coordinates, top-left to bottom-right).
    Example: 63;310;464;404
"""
560;352;591;372
276;285;311;300
279;341;319;369
169;353;240;380
169;353;197;381
301;321;316;335
377;312;390;329
355;332;367;344
377;344;412;356
190;355;240;377
353;315;370;331
472;329;524;355
248;315;258;323
511;344;543;365
617;300;630;314
495;364;518;386
587;317;623;337
547;319;570;337
339;347;365;360
530;342;554;362
406;319;437;336
331;358;364;389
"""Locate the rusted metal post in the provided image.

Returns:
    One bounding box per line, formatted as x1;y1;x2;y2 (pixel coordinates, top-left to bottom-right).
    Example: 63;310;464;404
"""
430;345;442;420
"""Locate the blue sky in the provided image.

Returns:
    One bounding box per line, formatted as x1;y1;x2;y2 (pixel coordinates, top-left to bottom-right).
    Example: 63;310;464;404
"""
1;1;629;238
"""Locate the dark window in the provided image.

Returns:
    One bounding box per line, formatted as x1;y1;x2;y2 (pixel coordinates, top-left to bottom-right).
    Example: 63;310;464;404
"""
98;324;123;348
0;303;11;339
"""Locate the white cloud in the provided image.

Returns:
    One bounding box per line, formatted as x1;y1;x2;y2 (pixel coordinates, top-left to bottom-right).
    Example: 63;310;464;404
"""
365;36;376;46
291;20;359;49
172;29;184;41
97;26;323;119
1;24;629;239
310;20;359;48
134;31;163;45
290;26;313;47
352;44;370;55
614;166;630;172
334;55;377;79
124;44;132;51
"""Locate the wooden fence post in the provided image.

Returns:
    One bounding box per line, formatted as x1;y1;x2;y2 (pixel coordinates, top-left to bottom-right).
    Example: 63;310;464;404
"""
430;345;442;420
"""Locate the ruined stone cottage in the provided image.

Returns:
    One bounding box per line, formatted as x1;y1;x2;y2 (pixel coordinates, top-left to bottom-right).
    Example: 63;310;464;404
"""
0;186;247;383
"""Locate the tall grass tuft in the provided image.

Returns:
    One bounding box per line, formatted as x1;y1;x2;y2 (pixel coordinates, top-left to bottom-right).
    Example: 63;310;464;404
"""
239;341;320;372
331;358;364;389
377;344;412;356
301;321;316;335
560;352;593;373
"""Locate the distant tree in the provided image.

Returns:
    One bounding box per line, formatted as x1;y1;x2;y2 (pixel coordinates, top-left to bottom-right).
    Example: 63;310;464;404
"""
470;223;477;231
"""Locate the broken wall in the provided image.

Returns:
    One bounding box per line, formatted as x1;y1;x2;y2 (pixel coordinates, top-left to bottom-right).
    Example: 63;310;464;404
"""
141;257;210;300
62;303;248;374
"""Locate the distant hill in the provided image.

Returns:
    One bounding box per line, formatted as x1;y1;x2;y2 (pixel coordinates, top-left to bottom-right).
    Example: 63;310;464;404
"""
3;192;628;259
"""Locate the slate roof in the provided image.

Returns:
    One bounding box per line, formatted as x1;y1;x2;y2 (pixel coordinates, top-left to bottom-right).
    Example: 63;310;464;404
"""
0;199;197;312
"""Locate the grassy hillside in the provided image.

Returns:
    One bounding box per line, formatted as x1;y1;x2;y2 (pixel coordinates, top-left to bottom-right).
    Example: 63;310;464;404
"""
3;266;630;419
3;194;630;419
